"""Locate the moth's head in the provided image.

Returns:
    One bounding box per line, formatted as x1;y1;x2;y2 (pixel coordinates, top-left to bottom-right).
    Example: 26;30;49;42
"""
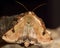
28;11;34;15
24;11;35;15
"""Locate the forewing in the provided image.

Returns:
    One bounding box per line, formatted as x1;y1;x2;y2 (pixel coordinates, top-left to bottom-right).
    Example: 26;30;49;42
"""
28;14;52;44
2;16;25;43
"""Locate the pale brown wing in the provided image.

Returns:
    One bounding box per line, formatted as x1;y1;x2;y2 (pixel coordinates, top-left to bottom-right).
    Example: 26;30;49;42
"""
27;13;52;44
2;16;25;43
32;16;53;44
2;12;52;45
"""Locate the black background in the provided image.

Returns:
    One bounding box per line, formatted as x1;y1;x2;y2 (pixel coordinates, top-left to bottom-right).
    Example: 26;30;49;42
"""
0;0;60;28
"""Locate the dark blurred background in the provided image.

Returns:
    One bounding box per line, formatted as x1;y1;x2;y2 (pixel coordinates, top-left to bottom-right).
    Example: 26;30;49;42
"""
0;0;60;28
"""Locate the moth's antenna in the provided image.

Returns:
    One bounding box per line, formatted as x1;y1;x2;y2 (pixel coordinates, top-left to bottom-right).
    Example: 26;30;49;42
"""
16;1;28;11
32;3;46;11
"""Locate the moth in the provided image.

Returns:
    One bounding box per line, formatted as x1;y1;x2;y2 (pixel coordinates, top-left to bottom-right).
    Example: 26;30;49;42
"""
2;1;53;47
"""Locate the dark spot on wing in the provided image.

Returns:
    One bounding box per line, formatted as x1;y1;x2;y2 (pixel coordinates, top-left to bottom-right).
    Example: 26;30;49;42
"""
50;37;53;40
4;34;6;36
42;31;45;35
12;28;15;33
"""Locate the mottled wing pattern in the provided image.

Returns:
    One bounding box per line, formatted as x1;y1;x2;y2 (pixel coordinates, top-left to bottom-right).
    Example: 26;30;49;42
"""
2;16;25;43
2;12;52;47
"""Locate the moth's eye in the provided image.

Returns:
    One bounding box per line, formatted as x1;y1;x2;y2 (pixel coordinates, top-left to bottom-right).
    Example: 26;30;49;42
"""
42;31;45;35
12;28;15;33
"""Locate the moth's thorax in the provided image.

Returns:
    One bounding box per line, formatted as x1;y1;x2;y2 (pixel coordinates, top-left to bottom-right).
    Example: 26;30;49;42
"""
21;11;36;24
